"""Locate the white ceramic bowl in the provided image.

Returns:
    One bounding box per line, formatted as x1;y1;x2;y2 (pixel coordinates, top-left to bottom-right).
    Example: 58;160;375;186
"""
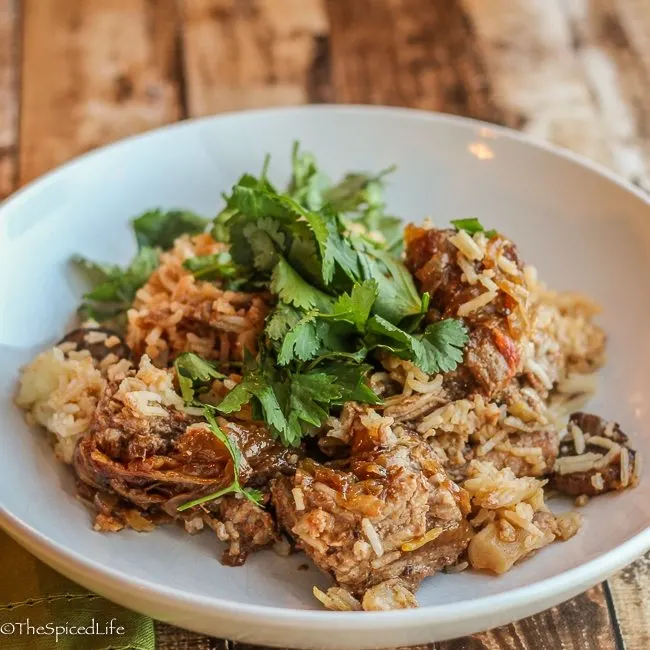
1;106;649;649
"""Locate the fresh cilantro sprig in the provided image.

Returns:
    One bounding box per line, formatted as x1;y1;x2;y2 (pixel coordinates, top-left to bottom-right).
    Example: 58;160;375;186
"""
73;209;210;328
133;209;209;250
451;217;497;238
288;143;402;252
72;247;159;325
217;356;378;447
366;317;469;374
182;252;237;281
175;352;226;402
173;353;263;509
187;144;472;448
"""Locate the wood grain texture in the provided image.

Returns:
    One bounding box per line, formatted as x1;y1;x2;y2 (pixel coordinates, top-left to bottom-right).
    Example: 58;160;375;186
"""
440;585;617;650
562;0;650;187
461;0;650;189
181;0;330;117
0;0;18;198
326;0;504;122
460;0;612;164
156;621;227;649
19;0;183;185
608;553;650;650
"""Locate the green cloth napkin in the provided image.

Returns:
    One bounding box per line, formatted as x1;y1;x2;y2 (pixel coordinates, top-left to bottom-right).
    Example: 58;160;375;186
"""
0;530;155;650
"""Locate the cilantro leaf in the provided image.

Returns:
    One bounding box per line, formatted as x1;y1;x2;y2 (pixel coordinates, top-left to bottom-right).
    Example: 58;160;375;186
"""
227;215;285;273
366;314;424;361
232;186;329;257
367;315;468;375
287;141;330;211
277;317;320;365
332;279;378;331
265;303;303;341
323;167;395;214
354;244;424;324
71;257;116;286
132;209;208;250
73;246;159;324
318;363;381;404
451;218;497;238
271;257;333;311
419;319;469;373
171;358;263;511
218;370;287;436
201;144;472;448
217;362;346;447
174;352;226;403
183;252;237;281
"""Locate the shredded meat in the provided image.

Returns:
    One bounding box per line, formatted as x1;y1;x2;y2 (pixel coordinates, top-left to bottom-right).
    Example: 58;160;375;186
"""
204;495;278;566
271;411;471;597
74;376;296;564
450;429;560;482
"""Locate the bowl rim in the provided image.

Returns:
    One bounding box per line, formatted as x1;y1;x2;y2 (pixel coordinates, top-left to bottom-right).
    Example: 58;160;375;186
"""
1;104;649;630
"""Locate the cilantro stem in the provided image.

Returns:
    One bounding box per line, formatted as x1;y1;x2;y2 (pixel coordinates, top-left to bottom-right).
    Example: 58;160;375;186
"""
176;484;240;512
306;350;368;371
172;362;263;511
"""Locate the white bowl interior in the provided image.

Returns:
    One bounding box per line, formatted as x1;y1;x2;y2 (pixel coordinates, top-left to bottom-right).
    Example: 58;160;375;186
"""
1;107;649;632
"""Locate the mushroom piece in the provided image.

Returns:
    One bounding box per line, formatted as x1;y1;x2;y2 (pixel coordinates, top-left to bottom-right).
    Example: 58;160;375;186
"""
57;327;132;361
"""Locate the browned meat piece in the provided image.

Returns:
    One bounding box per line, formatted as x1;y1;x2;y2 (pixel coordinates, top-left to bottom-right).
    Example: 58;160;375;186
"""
483;430;559;476
204;495;278;566
464;323;520;399
403;226;459;301
451;430;559;482
271;411;471;597
219;417;299;487
404;225;525;399
74;371;296;564
550;412;639;497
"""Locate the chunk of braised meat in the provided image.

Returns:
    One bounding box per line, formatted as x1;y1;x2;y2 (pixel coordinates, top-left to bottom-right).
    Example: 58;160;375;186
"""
271;410;471;597
58;328;131;362
550;412;639;497
404;225;526;400
74;379;297;563
221;418;300;487
449;429;560;482
203;495;278;566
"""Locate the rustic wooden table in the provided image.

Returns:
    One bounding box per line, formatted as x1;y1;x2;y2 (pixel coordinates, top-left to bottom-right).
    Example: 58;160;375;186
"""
1;1;649;648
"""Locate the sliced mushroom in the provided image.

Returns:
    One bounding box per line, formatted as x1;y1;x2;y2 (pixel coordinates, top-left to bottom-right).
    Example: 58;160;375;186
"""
57;327;132;361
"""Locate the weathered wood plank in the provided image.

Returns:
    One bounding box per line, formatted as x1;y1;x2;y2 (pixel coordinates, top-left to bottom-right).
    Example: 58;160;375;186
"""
608;553;650;650
560;0;650;187
611;0;650;89
155;620;228;650
439;585;617;650
19;0;183;185
181;0;330;117
325;0;504;122
459;0;612;164
0;0;18;198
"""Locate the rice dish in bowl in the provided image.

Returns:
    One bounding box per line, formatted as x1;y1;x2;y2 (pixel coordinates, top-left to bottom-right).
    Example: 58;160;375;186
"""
14;143;641;612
